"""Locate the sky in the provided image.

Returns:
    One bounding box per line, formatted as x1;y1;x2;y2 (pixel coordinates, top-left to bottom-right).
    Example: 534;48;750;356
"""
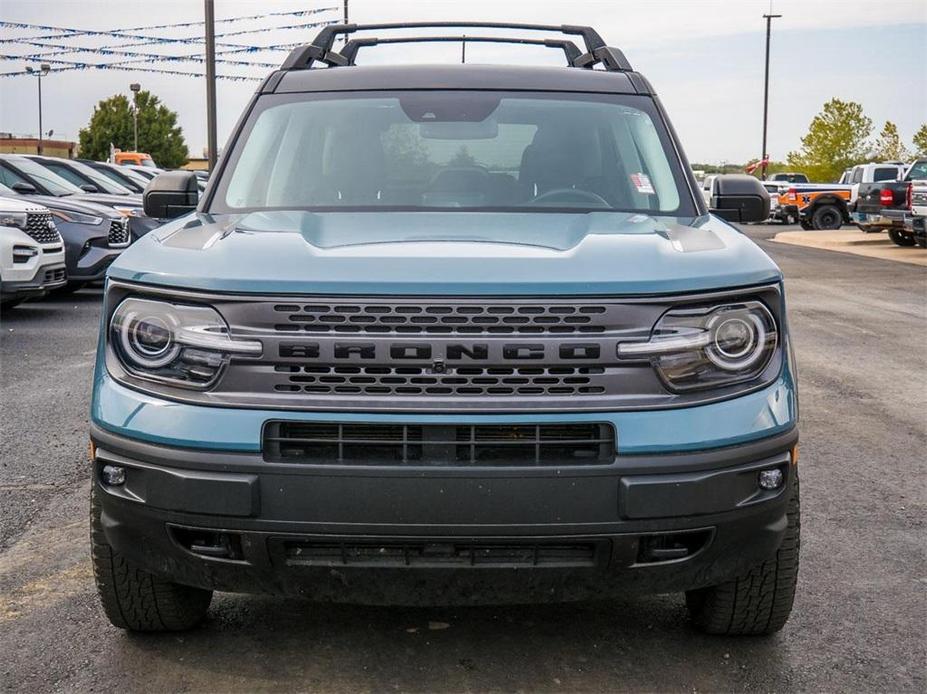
1;0;925;164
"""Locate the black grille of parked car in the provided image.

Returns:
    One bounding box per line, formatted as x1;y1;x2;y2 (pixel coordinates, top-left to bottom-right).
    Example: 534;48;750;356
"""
263;421;615;466
272;301;609;335
24;212;62;244
279;538;601;568
270;364;607;396
108;218;130;247
44;267;66;283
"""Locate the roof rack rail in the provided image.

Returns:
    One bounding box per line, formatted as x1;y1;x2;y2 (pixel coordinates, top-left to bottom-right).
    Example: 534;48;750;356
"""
341;35;583;66
280;22;633;72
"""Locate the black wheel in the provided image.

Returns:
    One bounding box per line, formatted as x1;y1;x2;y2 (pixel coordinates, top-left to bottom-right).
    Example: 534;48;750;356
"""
91;485;212;631
888;228;917;247
799;218;813;231
686;475;800;636
811;204;843;230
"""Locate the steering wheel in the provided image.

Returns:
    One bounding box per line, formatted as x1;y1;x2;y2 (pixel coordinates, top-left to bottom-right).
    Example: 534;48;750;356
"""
530;188;611;207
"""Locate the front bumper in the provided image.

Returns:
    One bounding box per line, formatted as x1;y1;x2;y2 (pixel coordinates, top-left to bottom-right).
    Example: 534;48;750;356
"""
1;261;67;299
91;420;798;603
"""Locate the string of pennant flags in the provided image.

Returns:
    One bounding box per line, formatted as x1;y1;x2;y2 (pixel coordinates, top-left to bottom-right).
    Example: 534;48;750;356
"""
0;6;339;81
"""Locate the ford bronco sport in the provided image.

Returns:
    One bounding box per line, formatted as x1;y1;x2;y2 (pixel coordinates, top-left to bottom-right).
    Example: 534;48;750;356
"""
90;22;799;635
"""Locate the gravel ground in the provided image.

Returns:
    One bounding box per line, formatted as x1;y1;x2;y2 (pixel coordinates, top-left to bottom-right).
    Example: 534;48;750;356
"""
1;224;924;692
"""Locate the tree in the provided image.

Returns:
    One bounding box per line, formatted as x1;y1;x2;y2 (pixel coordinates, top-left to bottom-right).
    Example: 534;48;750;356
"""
79;90;188;168
872;121;910;162
912;123;927;157
786;98;872;182
448;145;477;167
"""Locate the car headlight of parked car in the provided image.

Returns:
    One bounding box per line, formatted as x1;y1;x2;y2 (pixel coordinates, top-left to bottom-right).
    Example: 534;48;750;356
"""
109;297;262;388
0;211;28;229
50;209;104;226
617;301;778;392
113;206;144;218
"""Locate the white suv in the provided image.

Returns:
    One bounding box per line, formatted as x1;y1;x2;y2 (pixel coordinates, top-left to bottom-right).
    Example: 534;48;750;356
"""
1;197;67;307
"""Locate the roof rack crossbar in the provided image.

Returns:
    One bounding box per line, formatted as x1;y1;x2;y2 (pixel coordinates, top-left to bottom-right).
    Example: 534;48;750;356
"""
340;35;583;66
281;22;632;72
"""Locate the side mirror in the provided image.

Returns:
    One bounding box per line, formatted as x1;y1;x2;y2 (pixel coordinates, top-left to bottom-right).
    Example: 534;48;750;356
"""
80;183;99;193
11;181;37;194
143;171;198;219
709;175;770;223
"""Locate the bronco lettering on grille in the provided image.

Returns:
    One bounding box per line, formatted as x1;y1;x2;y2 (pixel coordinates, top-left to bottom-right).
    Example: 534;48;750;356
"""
279;342;604;362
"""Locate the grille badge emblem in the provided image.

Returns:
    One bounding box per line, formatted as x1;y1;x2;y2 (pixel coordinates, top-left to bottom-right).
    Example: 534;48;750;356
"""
431;358;447;374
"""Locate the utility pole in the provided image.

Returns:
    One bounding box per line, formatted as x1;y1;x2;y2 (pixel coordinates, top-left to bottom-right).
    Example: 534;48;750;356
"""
130;83;141;151
205;0;218;171
462;36;466;64
760;12;781;180
343;0;349;24
25;63;50;154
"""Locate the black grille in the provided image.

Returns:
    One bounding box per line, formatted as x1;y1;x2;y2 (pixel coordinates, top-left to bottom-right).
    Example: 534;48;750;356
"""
281;539;600;568
272;301;608;335
43;267;66;284
263;422;615;466
24;213;61;244
108;218;130;246
270;364;607;396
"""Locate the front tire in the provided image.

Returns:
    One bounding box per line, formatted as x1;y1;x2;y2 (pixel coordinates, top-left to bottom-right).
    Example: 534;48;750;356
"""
686;476;800;636
91;485;212;631
888;228;916;247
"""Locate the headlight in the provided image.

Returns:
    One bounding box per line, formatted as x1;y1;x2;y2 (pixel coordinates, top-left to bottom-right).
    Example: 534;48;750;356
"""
618;301;778;392
0;211;28;229
110;297;262;388
113;206;143;218
50;209;104;226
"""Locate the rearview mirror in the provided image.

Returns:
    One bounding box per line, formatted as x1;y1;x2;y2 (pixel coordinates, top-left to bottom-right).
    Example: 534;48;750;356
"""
10;181;37;194
709;175;770;224
143;171;198;219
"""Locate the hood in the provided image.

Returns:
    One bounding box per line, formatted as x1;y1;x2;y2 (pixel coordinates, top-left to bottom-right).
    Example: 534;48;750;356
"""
70;192;144;209
19;194;121;219
108;211;782;296
0;193;48;214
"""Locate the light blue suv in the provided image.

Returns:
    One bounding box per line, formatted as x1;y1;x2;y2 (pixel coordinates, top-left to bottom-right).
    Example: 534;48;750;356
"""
89;22;799;635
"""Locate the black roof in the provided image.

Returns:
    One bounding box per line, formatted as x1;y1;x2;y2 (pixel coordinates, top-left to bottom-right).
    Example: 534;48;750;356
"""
274;63;643;95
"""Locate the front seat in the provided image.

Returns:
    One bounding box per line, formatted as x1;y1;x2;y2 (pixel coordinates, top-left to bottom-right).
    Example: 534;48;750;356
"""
312;130;386;205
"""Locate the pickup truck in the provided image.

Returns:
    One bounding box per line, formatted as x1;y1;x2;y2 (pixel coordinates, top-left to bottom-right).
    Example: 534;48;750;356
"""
853;159;927;245
88;21;800;637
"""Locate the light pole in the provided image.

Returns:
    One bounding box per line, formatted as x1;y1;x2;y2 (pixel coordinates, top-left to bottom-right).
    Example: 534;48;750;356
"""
204;0;217;170
130;83;141;151
25;63;50;155
760;13;781;180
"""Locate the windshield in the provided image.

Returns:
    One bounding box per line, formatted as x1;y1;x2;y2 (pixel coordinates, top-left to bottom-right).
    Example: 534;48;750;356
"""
93;164;144;192
5;156;83;196
905;160;927;181
40;158;132;195
214;91;694;216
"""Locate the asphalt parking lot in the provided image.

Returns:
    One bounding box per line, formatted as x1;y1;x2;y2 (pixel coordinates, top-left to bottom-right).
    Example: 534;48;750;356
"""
1;223;924;693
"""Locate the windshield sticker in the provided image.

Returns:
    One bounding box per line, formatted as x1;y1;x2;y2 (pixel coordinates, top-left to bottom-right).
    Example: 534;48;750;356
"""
630;173;655;194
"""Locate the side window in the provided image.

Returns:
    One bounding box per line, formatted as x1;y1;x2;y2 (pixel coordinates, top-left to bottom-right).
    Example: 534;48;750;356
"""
851;167;863;184
873;167;899;182
44;164;86;187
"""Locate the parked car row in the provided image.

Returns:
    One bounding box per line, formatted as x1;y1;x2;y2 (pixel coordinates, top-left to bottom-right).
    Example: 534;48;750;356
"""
0;153;212;308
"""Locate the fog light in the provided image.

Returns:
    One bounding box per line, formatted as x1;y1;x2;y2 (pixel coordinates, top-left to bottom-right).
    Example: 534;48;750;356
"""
758;468;784;490
101;464;126;486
